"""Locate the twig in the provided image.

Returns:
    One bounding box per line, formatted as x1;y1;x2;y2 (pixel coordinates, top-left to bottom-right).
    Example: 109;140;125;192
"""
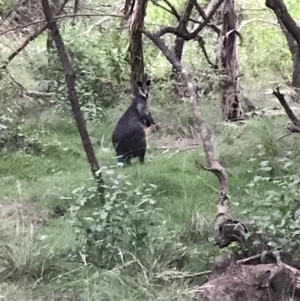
238;18;279;31
153;270;211;280
0;0;27;26
237;254;264;264
0;0;69;70
0;13;123;36
276;132;293;141
154;0;225;39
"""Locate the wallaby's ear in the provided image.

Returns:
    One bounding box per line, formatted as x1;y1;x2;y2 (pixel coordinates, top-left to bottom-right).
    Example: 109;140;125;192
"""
137;81;143;87
146;79;151;86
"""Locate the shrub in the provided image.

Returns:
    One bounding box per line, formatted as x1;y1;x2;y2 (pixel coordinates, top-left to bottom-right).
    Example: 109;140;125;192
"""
35;23;130;122
244;148;300;256
69;165;186;271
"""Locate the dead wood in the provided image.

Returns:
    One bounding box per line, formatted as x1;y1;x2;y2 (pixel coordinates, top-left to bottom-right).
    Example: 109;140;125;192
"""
143;30;248;247
192;253;300;301
273;87;300;133
41;0;105;202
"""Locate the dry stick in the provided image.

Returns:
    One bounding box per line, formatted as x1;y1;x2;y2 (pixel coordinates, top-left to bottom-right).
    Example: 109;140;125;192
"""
0;0;69;71
41;0;105;202
143;30;229;221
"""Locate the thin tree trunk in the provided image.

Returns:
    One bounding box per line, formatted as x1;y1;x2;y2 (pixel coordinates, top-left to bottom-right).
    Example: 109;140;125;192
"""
173;0;195;67
278;20;300;93
219;0;243;121
266;0;300;94
121;0;134;27
46;0;59;56
129;0;149;97
41;0;105;203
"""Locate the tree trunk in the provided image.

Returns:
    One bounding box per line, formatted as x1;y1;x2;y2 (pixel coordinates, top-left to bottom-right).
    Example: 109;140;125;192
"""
41;0;105;203
121;0;134;27
218;0;244;121
173;0;195;68
129;0;149;97
46;0;59;57
266;0;300;94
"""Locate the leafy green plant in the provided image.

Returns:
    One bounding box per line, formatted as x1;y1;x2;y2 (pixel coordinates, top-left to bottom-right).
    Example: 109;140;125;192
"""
68;165;185;271
35;23;130;124
244;148;300;255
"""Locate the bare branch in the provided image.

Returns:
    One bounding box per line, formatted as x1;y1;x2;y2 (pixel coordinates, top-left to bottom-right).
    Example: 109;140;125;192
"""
0;0;69;70
161;0;181;20
238;18;279;31
0;0;27;26
266;0;300;45
154;0;225;39
150;1;179;20
273;87;300;129
0;13;123;36
196;36;217;68
194;0;221;34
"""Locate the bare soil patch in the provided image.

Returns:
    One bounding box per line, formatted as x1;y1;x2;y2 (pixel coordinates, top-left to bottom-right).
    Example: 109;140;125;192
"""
191;253;300;301
0;202;46;227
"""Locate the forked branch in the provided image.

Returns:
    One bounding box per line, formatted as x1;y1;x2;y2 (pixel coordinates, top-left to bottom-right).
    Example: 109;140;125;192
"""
154;0;225;39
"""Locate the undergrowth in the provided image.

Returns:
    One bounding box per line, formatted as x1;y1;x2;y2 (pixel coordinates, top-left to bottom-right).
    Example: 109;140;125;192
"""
0;0;300;299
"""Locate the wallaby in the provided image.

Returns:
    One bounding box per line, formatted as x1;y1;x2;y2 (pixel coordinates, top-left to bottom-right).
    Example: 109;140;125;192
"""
112;79;155;165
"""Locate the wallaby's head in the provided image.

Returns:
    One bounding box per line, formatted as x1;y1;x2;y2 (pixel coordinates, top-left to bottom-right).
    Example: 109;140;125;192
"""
137;79;151;99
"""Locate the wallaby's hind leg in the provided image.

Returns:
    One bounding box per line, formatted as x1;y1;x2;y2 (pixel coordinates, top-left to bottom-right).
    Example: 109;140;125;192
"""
124;157;132;166
139;155;145;164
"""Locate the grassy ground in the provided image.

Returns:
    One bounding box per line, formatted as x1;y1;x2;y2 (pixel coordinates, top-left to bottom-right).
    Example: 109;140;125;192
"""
1;94;300;300
1;24;300;301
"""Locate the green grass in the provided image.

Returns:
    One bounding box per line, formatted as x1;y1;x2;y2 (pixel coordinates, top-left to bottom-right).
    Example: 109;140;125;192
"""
0;100;299;300
1;13;300;299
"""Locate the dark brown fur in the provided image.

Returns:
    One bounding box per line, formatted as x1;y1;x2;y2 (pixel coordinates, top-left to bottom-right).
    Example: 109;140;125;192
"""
112;80;154;165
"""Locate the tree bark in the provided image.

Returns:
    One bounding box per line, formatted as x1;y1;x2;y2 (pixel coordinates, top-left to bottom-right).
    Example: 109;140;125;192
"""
266;0;300;94
143;29;231;238
219;0;244;121
46;0;59;56
173;0;195;65
121;0;134;27
279;20;300;93
41;0;105;202
265;0;300;45
129;0;149;97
